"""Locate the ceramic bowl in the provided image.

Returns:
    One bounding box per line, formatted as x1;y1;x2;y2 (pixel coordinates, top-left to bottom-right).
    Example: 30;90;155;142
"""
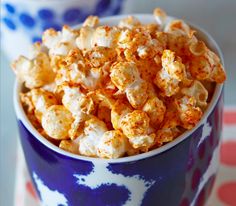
1;0;124;60
14;14;224;206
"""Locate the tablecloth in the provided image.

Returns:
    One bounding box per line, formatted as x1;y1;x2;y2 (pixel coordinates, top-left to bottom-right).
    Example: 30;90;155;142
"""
14;107;236;206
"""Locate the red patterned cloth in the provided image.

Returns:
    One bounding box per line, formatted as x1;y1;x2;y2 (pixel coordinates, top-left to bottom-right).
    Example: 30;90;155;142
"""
14;107;236;206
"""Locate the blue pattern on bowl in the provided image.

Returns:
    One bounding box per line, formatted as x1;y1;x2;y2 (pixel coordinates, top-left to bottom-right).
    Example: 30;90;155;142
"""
1;0;125;44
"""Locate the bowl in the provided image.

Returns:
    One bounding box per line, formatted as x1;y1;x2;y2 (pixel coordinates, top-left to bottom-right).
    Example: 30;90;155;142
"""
1;0;125;60
14;14;224;206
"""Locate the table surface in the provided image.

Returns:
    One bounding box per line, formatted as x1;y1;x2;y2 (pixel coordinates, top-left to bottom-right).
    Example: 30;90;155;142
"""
1;1;236;205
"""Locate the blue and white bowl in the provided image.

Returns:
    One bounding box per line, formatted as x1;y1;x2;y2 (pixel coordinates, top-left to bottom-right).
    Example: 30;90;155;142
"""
14;15;224;206
1;0;124;60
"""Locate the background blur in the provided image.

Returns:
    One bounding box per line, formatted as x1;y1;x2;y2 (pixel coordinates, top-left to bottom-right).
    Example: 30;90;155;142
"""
1;0;236;205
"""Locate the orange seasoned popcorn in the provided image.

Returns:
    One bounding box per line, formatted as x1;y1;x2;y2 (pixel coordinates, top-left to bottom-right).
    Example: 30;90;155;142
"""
41;105;74;140
14;7;226;158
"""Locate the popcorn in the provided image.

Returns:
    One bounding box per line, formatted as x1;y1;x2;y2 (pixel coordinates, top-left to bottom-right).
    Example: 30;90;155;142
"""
189;49;226;83
93;26;119;48
12;49;55;89
111;100;132;130
43;26;79;56
88;89;115;109
120;110;150;137
165;20;194;37
175;96;202;129
155;109;181;146
59;139;79;154
42;105;73;140
29;88;58;121
83;16;99;28
97;105;112;128
69;114;87;140
156;127;180;146
120;110;155;150
97;130;127;159
56;50;104;90
128;134;156;151
143;96;166;127
126;79;148;109
153;8;167;27
154;50;186;96
110;62;140;92
62;86;85;117
15;7;226;158
118;16;141;29
205;50;226;83
181;80;208;108
85;46;117;67
76;26;95;50
78;117;108;157
189;40;207;56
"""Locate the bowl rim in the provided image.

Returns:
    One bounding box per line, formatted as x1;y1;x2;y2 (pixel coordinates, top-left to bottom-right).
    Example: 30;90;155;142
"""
14;14;224;164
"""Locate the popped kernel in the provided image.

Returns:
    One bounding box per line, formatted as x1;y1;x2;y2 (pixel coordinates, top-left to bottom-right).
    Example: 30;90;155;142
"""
165;19;194;37
118;16;141;29
120;110;150;138
43;26;79;56
29;88;58;121
126;79;148;109
78;116;108;157
111;100;133;130
153;8;167;27
15;7;226;158
83;16;99;28
97;130;127;159
42;105;73;140
120;110;155;150
143;96;166;127
154;50;186;96
12;50;55;89
110;62;140;92
181;80;208;108
175;96;202;129
59;139;80;154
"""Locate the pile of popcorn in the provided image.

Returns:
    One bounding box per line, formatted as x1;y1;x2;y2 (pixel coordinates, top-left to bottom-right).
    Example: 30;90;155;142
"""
12;8;226;159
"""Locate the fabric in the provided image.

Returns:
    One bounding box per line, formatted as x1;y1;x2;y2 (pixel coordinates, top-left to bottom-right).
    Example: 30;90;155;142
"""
14;107;236;206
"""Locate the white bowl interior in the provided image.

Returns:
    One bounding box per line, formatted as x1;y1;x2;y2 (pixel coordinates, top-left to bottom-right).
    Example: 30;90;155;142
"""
14;14;224;163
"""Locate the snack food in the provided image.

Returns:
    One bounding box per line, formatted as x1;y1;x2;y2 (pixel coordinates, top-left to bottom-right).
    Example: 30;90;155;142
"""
12;8;226;159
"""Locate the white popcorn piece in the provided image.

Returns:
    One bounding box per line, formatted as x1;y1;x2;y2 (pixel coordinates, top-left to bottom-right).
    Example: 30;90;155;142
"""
97;130;127;159
110;62;140;92
83;16;99;28
78;117;108;157
43;26;78;56
12;52;55;89
42;105;73;140
154;50;186;96
164;19;193;37
76;26;95;50
128;134;156;151
92;26;119;48
175;96;202;129
62;86;95;118
181;80;208;108
59;139;80;154
126;80;148;109
153;8;167;28
120;110;155;150
111;101;132;130
118;16;141;29
143;96;166;127
30;88;58;121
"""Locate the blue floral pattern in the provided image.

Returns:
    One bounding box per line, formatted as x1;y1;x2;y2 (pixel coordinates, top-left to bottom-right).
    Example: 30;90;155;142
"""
1;0;124;43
